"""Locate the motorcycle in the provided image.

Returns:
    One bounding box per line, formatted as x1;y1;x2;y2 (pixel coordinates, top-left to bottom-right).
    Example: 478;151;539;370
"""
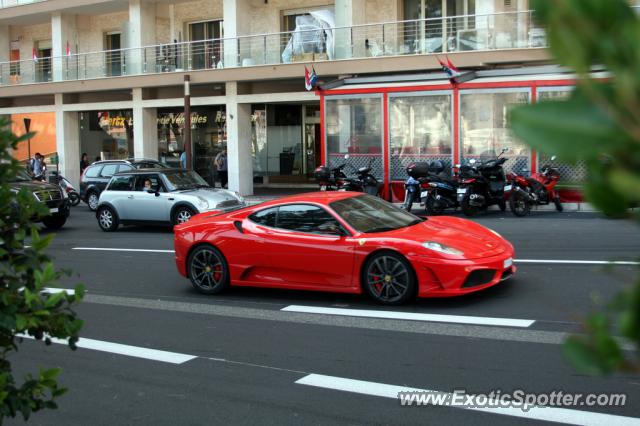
315;155;381;196
457;148;509;217
419;160;459;215
49;172;80;206
506;156;562;217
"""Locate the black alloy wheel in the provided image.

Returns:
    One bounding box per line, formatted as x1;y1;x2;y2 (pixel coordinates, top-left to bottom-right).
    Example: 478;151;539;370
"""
173;206;195;225
362;252;416;305
188;245;230;294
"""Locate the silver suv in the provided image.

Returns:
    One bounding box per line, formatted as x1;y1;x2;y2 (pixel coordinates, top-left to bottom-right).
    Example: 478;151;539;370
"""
96;168;245;231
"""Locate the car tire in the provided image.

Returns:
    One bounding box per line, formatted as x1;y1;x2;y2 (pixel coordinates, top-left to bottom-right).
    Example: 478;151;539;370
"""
173;206;195;225
97;206;119;232
42;214;66;230
87;191;100;211
188;245;230;295
362;251;416;305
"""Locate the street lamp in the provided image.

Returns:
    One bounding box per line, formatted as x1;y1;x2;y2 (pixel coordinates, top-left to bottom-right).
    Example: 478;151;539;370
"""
23;117;32;160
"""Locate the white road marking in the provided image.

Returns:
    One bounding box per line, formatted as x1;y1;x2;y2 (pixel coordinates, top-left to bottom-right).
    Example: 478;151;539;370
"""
18;334;196;364
296;374;639;426
42;287;77;295
73;247;175;253
516;259;639;266
282;305;534;328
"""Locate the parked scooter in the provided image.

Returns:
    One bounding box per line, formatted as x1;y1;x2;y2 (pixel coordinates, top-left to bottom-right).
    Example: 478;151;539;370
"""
314;155;381;196
457;148;509;217
420;160;459;215
506;156;562;216
49;172;81;206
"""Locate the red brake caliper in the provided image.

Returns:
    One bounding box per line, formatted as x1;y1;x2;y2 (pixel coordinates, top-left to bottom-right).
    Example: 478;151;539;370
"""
213;264;222;281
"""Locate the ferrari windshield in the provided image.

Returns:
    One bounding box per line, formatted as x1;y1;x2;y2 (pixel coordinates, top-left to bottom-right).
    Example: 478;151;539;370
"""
163;170;209;191
330;195;423;233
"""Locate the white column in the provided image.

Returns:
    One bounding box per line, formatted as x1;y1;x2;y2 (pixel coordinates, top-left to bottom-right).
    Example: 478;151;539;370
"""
51;13;77;82
334;0;365;59
55;94;81;187
0;25;9;85
222;0;250;68
128;0;156;74
225;82;253;195
132;88;158;159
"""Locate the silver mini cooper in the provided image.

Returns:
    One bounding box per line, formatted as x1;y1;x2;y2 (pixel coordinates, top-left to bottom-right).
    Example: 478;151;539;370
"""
96;168;245;231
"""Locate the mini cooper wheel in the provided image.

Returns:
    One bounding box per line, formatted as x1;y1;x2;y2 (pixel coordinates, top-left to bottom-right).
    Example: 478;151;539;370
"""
173;206;195;225
362;252;416;305
97;206;119;232
87;191;100;211
188;245;229;294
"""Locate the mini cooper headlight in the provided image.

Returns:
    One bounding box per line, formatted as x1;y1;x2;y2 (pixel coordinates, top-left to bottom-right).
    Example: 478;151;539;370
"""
196;196;209;210
422;241;464;256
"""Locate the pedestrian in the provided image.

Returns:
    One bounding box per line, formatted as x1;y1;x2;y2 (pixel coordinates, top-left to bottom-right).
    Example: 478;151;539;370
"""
94;155;101;162
80;153;90;173
30;153;46;181
214;148;228;188
180;151;187;169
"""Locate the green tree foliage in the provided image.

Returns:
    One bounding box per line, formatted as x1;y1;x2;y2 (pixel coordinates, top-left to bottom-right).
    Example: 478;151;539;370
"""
509;0;640;373
0;117;84;421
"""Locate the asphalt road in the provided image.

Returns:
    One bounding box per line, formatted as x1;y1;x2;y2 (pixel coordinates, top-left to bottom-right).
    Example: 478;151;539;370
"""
7;205;640;425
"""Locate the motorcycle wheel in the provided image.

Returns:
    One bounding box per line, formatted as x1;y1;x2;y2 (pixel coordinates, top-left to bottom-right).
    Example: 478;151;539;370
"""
509;192;531;217
461;196;480;217
69;192;80;206
554;196;563;212
425;196;445;216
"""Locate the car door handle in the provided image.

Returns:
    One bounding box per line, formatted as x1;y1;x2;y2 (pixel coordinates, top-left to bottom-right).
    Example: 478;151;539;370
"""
127;195;134;199
168;198;174;201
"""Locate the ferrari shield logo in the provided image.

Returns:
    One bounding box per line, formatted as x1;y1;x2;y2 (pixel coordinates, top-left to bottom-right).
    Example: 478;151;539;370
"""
358;239;366;246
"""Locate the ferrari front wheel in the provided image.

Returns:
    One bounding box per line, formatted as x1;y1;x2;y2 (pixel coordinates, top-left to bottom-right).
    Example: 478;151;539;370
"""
188;245;230;295
362;252;416;305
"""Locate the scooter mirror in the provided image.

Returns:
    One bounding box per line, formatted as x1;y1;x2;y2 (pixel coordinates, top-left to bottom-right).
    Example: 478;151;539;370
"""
550;155;557;161
455;164;461;168
469;159;476;164
501;147;510;153
344;154;350;160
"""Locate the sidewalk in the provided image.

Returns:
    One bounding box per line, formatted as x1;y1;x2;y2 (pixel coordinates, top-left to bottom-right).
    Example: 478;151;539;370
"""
243;188;598;212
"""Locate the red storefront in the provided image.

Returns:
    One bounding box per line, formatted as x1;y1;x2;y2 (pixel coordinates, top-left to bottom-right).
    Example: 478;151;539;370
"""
317;68;587;201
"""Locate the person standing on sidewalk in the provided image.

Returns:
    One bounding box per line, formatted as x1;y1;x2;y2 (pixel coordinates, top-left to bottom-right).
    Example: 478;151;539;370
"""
214;148;228;188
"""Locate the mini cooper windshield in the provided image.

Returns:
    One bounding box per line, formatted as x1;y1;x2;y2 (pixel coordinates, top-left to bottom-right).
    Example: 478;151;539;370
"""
163;171;210;191
330;195;423;233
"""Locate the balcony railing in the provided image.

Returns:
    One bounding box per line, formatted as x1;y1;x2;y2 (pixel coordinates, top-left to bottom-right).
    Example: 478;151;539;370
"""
0;0;46;8
0;10;546;87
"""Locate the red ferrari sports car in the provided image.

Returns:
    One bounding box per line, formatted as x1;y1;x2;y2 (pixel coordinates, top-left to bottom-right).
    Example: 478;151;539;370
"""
174;192;516;305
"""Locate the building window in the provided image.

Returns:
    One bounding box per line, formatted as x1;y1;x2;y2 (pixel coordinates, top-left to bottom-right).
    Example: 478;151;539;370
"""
460;89;530;174
188;20;223;69
104;32;122;77
281;7;335;62
325;96;383;179
389;93;453;179
10;49;20;77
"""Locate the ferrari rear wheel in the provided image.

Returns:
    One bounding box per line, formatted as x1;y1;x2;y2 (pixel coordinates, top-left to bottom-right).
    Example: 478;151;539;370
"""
188;245;229;295
362;252;416;305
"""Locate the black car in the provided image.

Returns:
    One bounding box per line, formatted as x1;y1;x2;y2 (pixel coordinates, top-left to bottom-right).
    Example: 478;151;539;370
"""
10;170;70;229
80;159;169;211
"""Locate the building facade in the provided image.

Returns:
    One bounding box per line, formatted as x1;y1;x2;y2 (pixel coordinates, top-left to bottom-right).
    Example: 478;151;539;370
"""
0;0;603;195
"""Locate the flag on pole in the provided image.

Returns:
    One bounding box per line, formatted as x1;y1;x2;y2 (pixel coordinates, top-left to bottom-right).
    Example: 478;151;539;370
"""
437;56;461;80
66;41;71;56
305;66;319;91
32;47;39;63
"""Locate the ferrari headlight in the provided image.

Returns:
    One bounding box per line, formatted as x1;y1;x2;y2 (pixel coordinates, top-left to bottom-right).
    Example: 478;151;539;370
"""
196;196;209;210
422;241;464;256
487;228;502;238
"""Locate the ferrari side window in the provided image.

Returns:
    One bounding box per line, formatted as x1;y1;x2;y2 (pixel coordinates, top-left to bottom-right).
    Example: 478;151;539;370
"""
249;207;278;228
276;204;341;235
